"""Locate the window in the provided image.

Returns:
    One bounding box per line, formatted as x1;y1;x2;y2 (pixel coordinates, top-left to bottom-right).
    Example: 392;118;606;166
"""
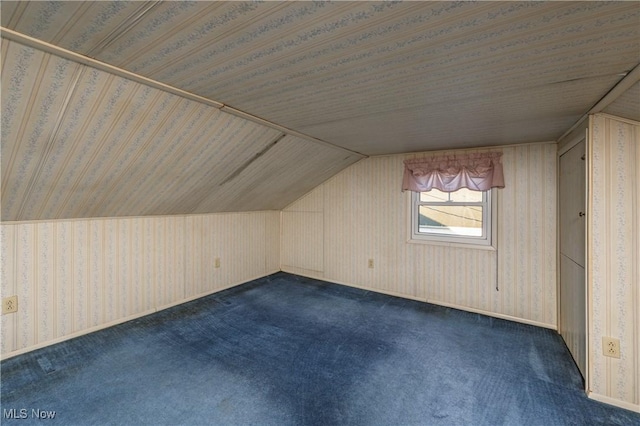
411;188;494;247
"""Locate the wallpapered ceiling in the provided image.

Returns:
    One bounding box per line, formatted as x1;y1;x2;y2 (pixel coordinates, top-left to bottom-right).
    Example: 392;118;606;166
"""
1;1;639;221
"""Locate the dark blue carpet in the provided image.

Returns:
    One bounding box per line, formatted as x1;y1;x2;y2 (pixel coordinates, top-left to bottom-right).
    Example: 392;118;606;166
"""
2;272;639;425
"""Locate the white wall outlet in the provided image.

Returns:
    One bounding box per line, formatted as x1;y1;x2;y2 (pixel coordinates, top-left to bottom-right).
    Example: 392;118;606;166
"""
215;257;221;268
602;337;620;358
368;259;374;268
2;296;18;315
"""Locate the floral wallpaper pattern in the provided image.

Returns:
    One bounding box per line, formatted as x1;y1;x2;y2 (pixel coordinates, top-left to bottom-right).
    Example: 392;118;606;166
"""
283;143;558;328
589;114;639;409
0;211;280;358
0;39;361;222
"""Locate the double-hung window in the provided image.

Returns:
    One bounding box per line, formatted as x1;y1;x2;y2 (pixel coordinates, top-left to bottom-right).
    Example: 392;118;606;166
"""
411;188;494;247
403;151;503;248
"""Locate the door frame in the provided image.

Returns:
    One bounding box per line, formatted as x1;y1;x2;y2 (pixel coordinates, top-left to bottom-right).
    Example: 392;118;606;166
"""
557;128;589;391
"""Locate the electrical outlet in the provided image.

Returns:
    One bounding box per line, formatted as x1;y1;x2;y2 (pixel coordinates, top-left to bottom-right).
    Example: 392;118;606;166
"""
2;296;18;315
214;257;221;268
368;259;374;268
602;337;620;358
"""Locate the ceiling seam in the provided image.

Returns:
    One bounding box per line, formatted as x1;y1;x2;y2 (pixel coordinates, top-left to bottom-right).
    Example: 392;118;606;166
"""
219;105;367;158
219;133;286;187
0;26;367;160
558;62;640;143
587;62;640;115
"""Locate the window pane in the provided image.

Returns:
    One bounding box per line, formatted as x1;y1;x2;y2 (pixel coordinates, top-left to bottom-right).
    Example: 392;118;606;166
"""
419;188;483;203
449;188;483;202
418;205;483;237
419;189;448;202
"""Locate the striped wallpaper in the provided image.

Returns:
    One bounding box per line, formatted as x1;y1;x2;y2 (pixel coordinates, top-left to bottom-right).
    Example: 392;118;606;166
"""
588;114;639;410
0;211;280;358
282;142;558;327
2;119;637;411
3;1;638;158
0;38;361;222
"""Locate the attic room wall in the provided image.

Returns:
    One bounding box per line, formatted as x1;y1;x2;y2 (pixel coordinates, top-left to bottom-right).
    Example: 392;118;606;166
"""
282;143;557;328
1;32;361;360
0;211;280;359
588;114;639;410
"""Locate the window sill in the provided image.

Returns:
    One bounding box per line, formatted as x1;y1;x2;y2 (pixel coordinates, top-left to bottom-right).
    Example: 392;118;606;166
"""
406;238;496;251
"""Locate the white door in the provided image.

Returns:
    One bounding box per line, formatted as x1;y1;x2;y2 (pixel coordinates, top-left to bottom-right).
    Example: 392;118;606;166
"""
559;139;586;379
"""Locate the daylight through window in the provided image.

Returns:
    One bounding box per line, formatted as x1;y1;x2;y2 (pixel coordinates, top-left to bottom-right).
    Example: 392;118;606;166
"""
411;188;493;247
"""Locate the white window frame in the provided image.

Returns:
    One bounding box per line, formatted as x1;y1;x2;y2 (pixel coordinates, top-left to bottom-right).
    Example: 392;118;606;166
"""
409;189;497;250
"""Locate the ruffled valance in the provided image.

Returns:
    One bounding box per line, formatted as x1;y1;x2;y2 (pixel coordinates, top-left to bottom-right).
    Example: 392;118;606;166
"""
402;152;504;192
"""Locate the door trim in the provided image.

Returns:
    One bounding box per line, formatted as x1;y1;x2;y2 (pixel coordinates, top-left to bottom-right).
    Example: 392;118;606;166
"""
557;134;589;390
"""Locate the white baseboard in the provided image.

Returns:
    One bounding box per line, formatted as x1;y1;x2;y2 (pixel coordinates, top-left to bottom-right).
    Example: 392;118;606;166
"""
281;270;557;330
281;265;325;280
284;271;426;302
587;391;640;413
427;299;557;330
1;271;278;361
1;309;155;361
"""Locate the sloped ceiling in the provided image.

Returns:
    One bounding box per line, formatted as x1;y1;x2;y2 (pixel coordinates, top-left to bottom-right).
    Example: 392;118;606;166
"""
1;1;639;222
602;81;640;122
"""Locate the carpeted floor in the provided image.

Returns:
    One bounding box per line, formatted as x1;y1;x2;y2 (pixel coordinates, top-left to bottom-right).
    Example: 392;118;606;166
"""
2;272;639;425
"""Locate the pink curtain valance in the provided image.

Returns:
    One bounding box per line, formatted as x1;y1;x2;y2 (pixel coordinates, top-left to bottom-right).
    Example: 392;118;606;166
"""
402;152;505;192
